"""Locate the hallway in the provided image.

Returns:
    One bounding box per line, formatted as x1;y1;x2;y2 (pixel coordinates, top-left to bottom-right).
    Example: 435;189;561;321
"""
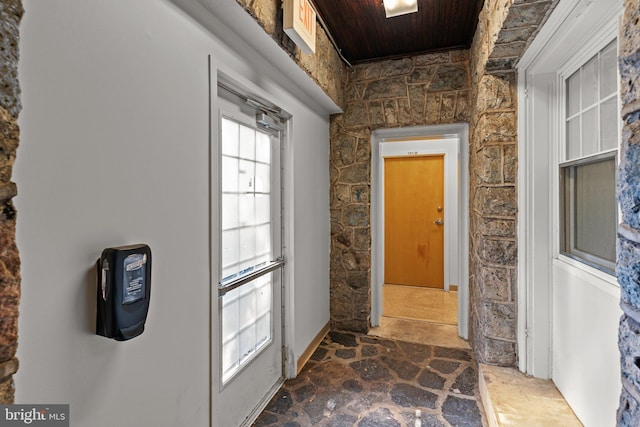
253;331;485;426
4;0;639;425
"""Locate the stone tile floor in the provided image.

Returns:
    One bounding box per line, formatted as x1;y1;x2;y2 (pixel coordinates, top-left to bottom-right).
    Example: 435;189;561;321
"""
253;331;486;427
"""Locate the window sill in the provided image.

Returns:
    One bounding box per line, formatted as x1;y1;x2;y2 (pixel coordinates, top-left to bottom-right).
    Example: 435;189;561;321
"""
554;255;620;297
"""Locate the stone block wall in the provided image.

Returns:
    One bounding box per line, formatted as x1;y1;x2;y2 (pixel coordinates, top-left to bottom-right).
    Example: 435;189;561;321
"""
468;0;518;367
617;0;640;424
0;0;22;404
234;0;345;108
329;51;471;332
468;0;556;366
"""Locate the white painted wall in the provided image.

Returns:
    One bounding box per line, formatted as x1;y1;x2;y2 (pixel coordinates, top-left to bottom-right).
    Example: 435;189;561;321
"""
16;1;331;426
552;262;621;427
290;116;331;360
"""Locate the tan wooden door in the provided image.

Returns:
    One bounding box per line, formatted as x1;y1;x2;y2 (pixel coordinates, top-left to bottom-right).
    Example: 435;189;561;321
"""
384;155;445;288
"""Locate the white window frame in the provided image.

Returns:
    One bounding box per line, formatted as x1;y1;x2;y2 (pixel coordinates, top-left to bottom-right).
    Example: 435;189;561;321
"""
554;24;621;282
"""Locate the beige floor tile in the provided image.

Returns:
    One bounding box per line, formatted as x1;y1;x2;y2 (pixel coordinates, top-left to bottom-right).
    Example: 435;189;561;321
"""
383;284;458;325
479;364;582;427
369;316;470;349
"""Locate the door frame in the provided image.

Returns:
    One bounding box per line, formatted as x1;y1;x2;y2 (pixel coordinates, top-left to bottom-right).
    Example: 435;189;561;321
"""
371;124;470;339
210;66;295;426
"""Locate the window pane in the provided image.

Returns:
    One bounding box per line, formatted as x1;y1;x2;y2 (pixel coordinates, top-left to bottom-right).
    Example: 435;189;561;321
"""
600;41;617;98
256;132;271;164
222;296;239;344
581;56;599;109
239;227;257;269
256;223;272;258
239;325;257;364
221;274;273;384
562;157;617;272
239;194;255;227
222;335;238;381
581;106;598;156
567;117;581;159
256;195;270;224
574;159;616;263
239;288;257;330
221;156;238;192
256;315;270;348
601;97;618;151
567;70;581;117
239;126;255;161
255;276;271;317
222;229;240;273
221;119;239;157
238;160;255;193
255;163;271;193
222;194;239;230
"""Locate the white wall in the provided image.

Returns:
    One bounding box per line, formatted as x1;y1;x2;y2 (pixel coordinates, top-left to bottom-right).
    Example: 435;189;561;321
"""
291;116;331;359
16;1;331;426
552;262;622;427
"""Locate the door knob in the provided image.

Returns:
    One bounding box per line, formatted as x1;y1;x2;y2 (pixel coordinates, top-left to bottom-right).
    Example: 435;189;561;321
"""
433;218;443;226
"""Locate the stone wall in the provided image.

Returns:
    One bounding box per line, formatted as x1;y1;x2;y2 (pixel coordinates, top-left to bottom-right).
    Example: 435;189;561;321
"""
234;0;345;108
467;0;556;366
329;51;471;332
617;0;640;424
0;0;22;404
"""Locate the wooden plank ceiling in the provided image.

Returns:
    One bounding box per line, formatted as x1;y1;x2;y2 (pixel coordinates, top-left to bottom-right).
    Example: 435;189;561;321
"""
310;0;484;64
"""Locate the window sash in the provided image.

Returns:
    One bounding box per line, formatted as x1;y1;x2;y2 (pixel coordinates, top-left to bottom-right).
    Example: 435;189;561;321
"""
560;154;617;274
220;116;276;284
559;37;619;276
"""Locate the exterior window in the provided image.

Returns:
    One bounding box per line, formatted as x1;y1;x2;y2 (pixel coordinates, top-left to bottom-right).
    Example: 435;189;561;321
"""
560;40;618;274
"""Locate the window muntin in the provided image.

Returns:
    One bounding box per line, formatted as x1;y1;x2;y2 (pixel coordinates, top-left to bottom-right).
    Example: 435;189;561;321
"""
221;119;273;283
560;40;619;275
221;272;273;383
220;115;279;384
564;40;618;160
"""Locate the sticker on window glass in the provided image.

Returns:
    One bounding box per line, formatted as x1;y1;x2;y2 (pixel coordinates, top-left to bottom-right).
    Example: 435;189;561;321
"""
123;253;146;304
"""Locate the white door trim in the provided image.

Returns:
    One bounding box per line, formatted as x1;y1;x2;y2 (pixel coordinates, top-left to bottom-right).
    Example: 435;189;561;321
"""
370;124;469;339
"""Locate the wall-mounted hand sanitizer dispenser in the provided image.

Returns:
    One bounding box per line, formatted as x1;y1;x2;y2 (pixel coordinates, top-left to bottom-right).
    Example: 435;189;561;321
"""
96;244;151;341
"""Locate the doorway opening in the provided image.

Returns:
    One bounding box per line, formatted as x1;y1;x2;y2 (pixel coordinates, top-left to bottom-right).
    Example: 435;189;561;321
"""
384;154;458;326
370;124;469;345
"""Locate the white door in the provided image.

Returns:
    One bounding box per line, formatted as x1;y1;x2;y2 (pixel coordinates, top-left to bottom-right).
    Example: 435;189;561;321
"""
214;85;285;427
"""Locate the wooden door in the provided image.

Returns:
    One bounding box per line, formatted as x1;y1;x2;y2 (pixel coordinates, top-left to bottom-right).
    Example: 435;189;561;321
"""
384;155;444;288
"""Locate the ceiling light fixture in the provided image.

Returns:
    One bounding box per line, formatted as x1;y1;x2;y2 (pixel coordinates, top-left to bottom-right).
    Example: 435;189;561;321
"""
383;0;418;18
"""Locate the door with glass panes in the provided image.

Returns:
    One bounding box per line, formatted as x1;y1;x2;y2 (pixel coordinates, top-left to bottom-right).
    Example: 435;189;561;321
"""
216;86;284;427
